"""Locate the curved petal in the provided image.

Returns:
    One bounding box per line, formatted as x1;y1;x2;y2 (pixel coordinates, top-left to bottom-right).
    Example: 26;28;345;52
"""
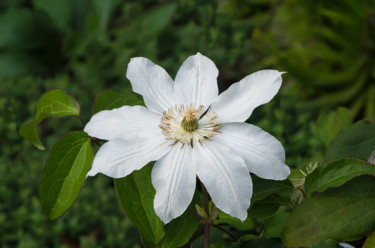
214;123;290;180
152;145;197;223
211;70;283;122
174;52;219;108
195;141;252;221
84;105;162;141
87;135;171;178
126;57;176;113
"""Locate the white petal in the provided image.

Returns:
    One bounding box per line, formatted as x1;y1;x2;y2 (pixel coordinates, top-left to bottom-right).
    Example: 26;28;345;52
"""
87;135;171;178
174;52;218;108
84;105;161;141
152;145;197;223
195;141;252;221
126;57;176;113
211;70;283;122
214;123;290;180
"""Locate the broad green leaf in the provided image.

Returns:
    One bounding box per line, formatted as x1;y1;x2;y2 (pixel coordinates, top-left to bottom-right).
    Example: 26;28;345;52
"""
248;194;290;218
315;107;352;147
19;89;80;150
252;176;293;202
92;90;143;114
281;176;375;247
363;231;375;248
305;159;375;196
324;120;375;162
114;164;164;246
214;211;256;231
264;211;290;239
160;206;200;248
39;131;93;220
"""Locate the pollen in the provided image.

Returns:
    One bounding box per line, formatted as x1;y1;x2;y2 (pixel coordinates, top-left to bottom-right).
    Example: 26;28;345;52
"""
159;103;221;147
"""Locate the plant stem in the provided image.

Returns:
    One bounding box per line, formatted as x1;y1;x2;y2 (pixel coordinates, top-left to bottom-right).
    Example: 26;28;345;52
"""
78;115;86;126
187;206;203;220
91;138;102;147
204;222;210;248
212;224;237;241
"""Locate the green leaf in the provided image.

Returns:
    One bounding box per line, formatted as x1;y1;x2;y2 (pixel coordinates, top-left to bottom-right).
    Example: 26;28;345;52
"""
324;120;375;162
92;90;144;114
160;206;200;248
39;131;93;220
248;194;290;218
281;176;375;247
315;107;352;147
114;164;164;246
311;240;340;248
264;211;290;239
363;231;375;248
214;211;256;231
239;237;283;248
252;175;293;202
19;89;80;150
305;159;375;196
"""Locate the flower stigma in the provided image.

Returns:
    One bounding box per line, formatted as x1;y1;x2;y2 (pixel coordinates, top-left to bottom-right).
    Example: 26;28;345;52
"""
159;103;221;147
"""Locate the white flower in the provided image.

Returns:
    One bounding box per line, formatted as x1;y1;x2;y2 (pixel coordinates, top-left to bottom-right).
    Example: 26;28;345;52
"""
84;53;290;223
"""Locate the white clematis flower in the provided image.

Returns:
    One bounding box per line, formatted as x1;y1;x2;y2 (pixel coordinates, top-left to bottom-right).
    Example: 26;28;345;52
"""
84;53;290;223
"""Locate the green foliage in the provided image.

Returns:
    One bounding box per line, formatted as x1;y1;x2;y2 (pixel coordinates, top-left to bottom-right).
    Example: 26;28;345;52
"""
19;89;81;150
305;159;375;196
282;176;375;247
114;164;164;246
324;120;375;162
40;131;93;220
93;90;143;114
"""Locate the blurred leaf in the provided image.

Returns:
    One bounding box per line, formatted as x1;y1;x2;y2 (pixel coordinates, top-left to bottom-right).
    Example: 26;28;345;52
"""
34;0;70;30
363;231;375;248
305;159;375;196
239;237;283;248
324;121;375;162
316;107;352;147
160;205;199;248
248;194;290;218
282;176;375;247
0;9;62;79
311;240;340;248
252;175;293;202
214;211;256;231
264;211;290;239
39;131;93;220
19;89;80;150
92;90;143;114
114;164;164;246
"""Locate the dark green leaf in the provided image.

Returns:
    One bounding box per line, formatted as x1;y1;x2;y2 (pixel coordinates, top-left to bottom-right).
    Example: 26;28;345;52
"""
214;211;256;231
39;131;93;220
92;90;144;114
160;206;199;248
324;120;375;162
248;194;290;218
282;176;375;247
239;237;283;248
114;164;164;246
264;211;290;239
19;89;80;150
305;159;375;196
252;175;293;202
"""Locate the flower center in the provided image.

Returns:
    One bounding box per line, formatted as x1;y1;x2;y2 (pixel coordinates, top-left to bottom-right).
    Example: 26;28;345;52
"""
159;103;221;147
181;115;199;132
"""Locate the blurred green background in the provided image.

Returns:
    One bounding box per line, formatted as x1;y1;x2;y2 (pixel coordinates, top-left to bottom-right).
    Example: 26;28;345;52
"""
1;0;374;247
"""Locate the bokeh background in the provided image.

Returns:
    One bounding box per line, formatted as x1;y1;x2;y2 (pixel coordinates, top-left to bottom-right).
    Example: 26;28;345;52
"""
1;0;374;247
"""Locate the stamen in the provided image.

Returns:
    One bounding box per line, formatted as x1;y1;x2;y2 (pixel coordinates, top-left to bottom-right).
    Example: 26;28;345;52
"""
159;103;221;146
